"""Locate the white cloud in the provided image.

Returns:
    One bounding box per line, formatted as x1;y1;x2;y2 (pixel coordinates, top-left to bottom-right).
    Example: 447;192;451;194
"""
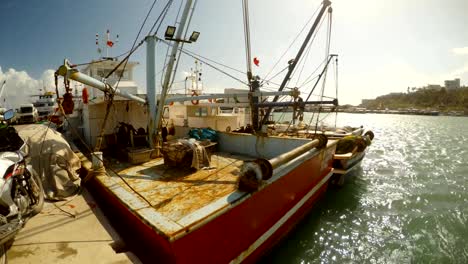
452;47;468;55
0;67;59;110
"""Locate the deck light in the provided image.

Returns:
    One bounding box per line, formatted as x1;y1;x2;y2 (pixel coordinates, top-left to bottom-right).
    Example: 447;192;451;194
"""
165;26;176;39
189;31;200;42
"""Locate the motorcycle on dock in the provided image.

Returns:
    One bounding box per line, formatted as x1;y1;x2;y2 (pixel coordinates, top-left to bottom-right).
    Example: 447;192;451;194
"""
0;109;44;262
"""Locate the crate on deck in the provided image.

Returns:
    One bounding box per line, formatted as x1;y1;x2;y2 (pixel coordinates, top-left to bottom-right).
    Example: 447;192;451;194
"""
127;147;153;165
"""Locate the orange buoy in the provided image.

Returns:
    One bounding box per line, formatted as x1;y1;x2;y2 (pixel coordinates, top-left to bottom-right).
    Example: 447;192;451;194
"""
191;91;199;105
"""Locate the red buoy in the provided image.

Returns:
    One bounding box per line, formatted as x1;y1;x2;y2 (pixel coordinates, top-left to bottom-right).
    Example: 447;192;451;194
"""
82;88;89;104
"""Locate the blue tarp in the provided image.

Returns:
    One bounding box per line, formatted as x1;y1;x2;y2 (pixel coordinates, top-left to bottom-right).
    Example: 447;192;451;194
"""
188;128;218;142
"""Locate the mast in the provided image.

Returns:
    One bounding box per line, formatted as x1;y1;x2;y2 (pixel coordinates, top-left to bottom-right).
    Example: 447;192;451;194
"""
261;0;332;125
146;35;157;148
148;0;195;151
242;0;260;132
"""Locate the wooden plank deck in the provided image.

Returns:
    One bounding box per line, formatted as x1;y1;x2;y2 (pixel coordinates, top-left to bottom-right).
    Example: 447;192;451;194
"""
98;152;250;239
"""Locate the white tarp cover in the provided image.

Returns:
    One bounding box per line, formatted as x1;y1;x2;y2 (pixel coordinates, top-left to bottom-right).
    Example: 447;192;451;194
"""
18;124;81;200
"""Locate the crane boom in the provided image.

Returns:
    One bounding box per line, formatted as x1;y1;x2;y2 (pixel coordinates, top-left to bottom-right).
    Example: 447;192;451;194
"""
0;80;6;106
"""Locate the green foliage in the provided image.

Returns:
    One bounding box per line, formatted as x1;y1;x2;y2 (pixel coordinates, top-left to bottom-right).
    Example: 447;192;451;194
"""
361;87;468;110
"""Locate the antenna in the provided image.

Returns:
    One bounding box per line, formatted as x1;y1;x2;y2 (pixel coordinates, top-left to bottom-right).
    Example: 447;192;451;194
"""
104;29;118;58
96;33;102;55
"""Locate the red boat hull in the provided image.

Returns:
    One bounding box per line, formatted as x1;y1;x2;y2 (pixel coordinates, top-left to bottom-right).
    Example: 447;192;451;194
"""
86;146;335;263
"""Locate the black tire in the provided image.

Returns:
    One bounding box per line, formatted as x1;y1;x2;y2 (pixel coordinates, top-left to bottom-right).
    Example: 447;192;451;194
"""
28;172;44;216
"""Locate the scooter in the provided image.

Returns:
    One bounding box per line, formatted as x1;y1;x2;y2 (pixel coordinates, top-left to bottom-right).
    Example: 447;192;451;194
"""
0;109;44;260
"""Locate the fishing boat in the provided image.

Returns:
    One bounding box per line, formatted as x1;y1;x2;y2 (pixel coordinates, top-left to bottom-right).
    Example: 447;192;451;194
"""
268;122;374;186
32;91;57;120
54;0;344;263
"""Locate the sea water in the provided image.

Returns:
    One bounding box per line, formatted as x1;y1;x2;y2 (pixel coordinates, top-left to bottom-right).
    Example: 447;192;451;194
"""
263;113;468;263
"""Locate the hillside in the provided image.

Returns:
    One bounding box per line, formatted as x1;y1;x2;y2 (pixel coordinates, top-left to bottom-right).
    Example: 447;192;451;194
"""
360;87;468;110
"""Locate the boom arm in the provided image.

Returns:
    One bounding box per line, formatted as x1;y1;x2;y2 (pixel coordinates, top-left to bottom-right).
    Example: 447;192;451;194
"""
56;60;147;104
0;80;6;102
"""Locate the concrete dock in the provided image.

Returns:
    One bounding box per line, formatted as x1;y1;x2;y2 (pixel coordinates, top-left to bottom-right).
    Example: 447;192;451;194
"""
6;188;141;264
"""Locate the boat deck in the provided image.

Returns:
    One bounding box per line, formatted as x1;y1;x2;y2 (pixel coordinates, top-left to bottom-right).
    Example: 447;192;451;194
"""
99;152;250;240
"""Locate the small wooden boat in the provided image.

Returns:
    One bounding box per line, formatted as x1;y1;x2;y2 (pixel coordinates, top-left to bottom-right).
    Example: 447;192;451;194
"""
330;128;374;186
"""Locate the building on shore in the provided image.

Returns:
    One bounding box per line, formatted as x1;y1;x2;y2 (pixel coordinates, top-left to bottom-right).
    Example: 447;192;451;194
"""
444;78;460;89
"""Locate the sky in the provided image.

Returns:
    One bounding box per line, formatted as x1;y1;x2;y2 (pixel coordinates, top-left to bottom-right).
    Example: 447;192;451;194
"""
0;0;467;107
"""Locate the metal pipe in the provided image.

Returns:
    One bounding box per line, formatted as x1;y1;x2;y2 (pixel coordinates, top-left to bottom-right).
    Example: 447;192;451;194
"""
268;139;321;169
255;99;337;108
165;90;296;103
154;0;194;153
146;36;157;148
56;60;146;104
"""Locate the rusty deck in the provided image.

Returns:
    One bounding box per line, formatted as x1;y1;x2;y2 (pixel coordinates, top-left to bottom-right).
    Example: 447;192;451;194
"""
96;152;250;240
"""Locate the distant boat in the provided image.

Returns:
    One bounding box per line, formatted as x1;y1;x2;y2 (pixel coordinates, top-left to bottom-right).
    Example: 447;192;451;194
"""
32;92;57;121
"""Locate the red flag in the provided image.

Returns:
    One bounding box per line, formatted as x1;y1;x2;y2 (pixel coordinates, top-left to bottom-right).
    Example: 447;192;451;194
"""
253;57;260;66
107;40;114;47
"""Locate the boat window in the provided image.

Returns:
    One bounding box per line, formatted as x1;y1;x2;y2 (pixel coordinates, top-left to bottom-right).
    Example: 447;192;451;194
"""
97;69;112;78
219;107;233;114
194;107;208;117
20;107;33;113
163;107;169;119
115;70;129;80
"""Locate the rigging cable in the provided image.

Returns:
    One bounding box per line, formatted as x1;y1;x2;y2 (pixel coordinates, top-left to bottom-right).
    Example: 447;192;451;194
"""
299;58;326;87
160;0;183;87
170;0;199;93
293;33;315;88
181;48;246;74
148;0;174;36
261;4;322;84
158;39;249;86
313;7;333;134
334;55;338;129
292;11;327;89
56;102;155;207
96;0;161;151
